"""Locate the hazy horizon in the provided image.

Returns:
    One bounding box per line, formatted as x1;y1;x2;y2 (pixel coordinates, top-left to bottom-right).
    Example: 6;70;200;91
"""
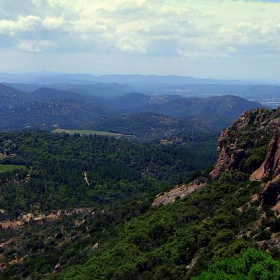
1;0;280;80
1;71;280;85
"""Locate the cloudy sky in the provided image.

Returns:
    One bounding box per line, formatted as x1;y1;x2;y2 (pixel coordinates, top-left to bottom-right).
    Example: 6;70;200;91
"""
0;0;280;80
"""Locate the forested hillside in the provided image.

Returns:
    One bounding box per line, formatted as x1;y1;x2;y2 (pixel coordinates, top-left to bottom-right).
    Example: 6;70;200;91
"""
1;0;280;277
0;83;262;135
1;109;280;279
0;87;280;279
55;108;280;280
0;130;217;278
88;113;214;142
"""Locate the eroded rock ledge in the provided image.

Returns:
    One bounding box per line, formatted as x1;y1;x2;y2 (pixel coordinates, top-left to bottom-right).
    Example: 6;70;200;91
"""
152;178;207;207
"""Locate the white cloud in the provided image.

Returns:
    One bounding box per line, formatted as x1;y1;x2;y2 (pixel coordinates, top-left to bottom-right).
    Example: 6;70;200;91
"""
43;17;65;30
0;0;280;79
68;19;107;34
116;34;146;53
18;15;42;31
18;40;55;52
0;15;41;35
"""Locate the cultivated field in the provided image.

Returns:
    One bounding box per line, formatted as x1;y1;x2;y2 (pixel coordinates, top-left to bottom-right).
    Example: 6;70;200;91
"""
51;128;135;139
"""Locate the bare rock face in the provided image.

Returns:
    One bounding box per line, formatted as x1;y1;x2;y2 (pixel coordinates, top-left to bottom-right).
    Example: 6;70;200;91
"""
209;129;232;179
250;135;280;182
210;108;280;210
210;108;271;179
249;134;280;208
210;141;245;179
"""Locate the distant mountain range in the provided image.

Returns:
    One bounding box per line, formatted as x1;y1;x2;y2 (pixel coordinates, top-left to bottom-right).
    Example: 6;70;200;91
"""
2;73;280;104
0;83;264;140
1;72;279;85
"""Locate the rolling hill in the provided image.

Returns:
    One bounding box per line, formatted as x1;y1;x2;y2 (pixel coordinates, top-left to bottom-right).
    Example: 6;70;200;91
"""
0;84;264;138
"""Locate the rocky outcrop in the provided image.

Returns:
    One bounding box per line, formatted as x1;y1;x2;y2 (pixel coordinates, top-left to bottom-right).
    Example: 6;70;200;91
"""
211;108;280;211
257;232;280;251
210;108;269;179
250;135;280;181
0;208;94;229
249;134;280;208
152;178;207;207
210;141;246;179
210;108;280;179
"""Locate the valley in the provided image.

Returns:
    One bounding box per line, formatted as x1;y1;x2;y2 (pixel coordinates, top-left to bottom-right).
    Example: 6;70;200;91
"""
0;79;264;143
0;130;217;278
1;0;280;278
0;75;280;279
0;107;279;279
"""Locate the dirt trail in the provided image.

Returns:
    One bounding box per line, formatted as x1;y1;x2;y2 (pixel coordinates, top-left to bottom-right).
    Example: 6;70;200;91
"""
84;171;90;186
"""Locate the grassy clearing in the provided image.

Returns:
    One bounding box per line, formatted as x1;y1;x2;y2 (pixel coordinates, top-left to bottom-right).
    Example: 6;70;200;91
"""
51;129;135;139
0;164;26;172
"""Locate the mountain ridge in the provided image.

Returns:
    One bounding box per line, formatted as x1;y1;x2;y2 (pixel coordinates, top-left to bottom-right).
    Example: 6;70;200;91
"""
0;84;263;135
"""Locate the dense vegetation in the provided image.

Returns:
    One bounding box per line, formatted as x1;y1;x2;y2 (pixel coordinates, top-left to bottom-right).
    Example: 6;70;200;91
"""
1;108;280;279
88;113;214;142
193;248;280;279
0;83;261;133
3;164;279;279
0;131;217;218
56;178;265;279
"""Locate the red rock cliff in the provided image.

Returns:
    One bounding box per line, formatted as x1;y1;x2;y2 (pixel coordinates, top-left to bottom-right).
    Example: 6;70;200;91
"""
210;108;280;211
210;108;272;179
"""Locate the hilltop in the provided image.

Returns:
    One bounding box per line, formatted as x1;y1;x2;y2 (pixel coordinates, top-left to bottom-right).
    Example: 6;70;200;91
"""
0;83;262;141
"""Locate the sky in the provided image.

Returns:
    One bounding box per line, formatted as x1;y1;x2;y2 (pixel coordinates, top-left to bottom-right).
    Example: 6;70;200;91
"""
0;0;280;80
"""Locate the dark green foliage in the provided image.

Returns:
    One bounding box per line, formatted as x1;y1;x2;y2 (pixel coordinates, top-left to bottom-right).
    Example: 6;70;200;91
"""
0;83;261;133
193;248;280;280
0;131;217;216
55;180;264;280
88;113;217;142
0;123;279;279
0;130;219;278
